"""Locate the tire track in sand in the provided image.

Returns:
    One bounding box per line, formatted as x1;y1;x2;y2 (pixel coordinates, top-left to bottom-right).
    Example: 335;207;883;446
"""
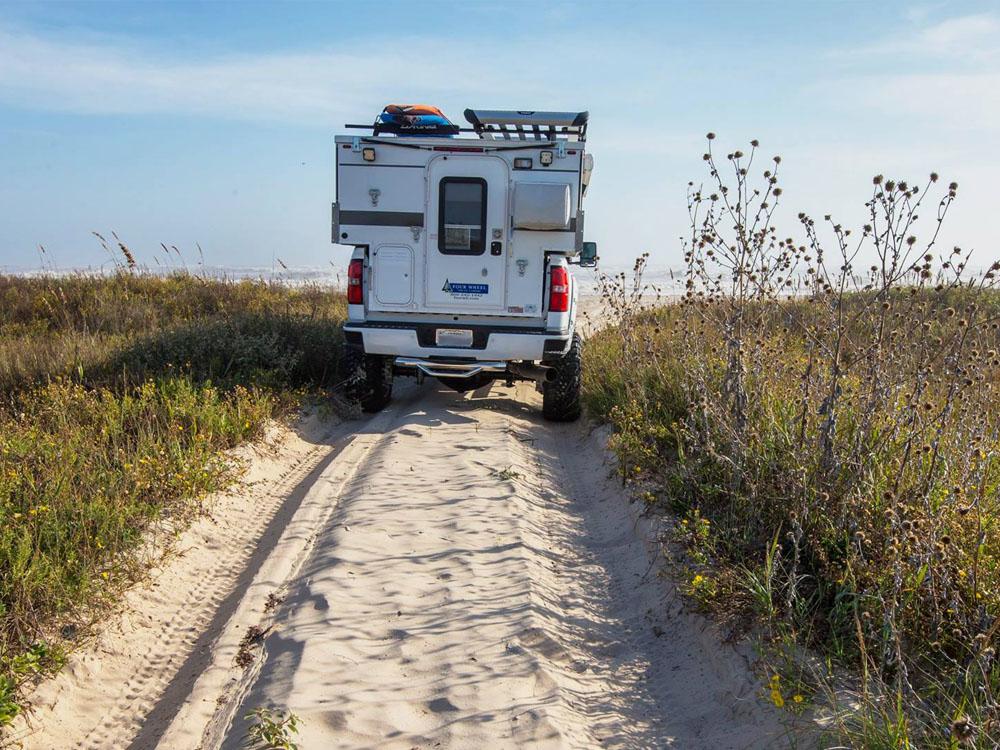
205;382;790;749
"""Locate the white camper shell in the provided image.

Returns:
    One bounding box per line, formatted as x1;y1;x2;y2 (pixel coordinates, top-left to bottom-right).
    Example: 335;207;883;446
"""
335;108;596;421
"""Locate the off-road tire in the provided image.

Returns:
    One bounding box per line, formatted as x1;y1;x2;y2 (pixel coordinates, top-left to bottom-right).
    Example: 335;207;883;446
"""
343;344;393;413
542;333;582;422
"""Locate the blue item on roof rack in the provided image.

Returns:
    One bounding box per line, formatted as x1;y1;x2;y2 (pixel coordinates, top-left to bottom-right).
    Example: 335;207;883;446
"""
374;104;459;137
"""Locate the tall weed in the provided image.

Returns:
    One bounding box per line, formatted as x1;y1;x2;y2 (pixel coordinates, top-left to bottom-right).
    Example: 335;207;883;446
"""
584;137;1000;747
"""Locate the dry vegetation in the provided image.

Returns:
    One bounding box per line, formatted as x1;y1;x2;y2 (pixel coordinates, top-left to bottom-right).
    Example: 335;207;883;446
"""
0;267;346;730
584;136;1000;747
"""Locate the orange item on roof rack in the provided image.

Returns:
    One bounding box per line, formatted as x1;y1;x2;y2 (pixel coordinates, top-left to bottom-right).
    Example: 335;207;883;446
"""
375;104;459;136
383;104;450;117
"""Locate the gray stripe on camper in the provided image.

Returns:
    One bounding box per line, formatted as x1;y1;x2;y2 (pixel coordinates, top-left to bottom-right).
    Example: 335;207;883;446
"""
340;210;425;227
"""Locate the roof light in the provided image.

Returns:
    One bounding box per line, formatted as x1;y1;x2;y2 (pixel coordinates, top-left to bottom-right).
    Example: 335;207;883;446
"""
539;150;554;166
362;147;376;162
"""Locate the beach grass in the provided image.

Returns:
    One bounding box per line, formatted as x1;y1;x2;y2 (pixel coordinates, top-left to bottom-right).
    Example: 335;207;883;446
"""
0;270;346;729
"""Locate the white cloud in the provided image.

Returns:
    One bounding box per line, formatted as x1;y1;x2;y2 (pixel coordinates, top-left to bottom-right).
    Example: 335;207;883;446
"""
838;11;1000;63
820;12;1000;132
0;24;565;124
822;70;1000;131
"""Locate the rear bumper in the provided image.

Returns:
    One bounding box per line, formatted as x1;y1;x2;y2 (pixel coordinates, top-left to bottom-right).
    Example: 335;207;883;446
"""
344;321;572;361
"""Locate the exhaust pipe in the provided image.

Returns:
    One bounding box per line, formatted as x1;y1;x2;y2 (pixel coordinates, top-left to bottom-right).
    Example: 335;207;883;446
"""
508;362;556;383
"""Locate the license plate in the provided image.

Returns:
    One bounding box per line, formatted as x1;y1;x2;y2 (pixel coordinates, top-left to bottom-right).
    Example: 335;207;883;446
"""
436;328;474;348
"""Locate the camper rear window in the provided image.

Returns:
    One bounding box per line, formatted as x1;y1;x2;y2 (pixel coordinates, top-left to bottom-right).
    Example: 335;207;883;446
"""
439;178;486;255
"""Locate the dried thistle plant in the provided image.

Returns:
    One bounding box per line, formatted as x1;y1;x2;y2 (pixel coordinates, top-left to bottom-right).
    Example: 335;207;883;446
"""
584;134;1000;747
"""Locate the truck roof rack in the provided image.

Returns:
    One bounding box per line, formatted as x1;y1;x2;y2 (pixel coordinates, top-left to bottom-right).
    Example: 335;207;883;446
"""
343;108;589;143
463;109;588;142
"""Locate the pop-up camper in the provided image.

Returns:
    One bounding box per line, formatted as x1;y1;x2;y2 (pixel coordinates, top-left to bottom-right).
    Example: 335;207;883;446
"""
333;106;596;421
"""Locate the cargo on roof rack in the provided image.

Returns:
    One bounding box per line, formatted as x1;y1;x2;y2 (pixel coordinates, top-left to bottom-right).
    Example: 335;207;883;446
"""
463;109;588;142
373;104;460;137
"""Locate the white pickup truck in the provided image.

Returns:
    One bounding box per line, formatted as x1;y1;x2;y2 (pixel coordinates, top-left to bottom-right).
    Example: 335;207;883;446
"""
333;107;596;421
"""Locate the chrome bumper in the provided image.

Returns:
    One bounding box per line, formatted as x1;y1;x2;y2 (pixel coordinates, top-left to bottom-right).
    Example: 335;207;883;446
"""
394;358;508;379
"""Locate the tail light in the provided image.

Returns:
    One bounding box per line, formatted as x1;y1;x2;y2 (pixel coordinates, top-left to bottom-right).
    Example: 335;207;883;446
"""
347;258;364;304
549;265;570;312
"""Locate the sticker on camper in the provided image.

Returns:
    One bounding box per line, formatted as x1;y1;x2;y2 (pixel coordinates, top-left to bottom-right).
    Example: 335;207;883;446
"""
442;279;488;298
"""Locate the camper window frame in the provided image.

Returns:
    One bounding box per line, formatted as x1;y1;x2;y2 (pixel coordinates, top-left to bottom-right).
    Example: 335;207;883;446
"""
437;176;488;256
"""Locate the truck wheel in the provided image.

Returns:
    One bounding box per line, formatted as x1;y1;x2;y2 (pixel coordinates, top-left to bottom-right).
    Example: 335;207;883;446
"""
343;344;393;413
542;334;582;422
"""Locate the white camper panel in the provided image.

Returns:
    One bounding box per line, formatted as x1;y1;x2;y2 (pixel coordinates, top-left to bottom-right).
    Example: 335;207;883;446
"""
334;133;585;320
372;245;413;305
423;155;509;314
503;162;580;316
336;155;425;314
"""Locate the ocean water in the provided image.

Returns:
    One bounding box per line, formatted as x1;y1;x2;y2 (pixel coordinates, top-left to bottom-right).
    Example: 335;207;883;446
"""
4;262;687;297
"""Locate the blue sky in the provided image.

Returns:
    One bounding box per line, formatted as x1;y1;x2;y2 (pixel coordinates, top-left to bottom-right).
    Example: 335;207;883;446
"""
1;0;998;272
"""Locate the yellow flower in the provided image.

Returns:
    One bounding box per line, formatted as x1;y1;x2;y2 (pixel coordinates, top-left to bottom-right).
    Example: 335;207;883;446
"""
770;688;785;708
101;572;110;580
793;694;804;703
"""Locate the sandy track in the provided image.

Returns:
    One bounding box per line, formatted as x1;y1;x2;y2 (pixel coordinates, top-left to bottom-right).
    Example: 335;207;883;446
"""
15;381;791;749
191;382;784;749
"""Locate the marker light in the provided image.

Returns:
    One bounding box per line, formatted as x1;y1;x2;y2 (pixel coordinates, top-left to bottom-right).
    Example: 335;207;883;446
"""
362;147;376;162
539;150;554;166
513;157;533;170
347;259;364;304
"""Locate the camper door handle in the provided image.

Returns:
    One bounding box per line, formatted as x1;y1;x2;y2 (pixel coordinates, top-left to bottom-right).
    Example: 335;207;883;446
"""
490;241;502;256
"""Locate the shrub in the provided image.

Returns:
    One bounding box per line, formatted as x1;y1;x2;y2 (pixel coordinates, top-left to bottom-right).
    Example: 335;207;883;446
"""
0;271;346;730
584;138;1000;747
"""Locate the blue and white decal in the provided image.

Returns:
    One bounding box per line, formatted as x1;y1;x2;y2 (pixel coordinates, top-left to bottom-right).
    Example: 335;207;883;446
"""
442;279;489;297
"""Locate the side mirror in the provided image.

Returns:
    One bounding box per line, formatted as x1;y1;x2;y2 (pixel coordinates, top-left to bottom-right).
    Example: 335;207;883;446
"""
579;241;598;268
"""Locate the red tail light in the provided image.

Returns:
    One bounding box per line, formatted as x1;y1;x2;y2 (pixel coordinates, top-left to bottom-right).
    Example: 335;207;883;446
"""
347;258;364;304
549;265;570;312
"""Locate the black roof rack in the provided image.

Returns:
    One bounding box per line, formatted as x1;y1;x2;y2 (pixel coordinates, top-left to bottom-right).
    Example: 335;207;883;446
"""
464;109;588;142
343;109;588;142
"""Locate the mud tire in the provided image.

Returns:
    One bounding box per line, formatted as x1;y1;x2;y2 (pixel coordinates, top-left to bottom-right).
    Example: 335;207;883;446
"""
542;334;582;422
343;344;393;413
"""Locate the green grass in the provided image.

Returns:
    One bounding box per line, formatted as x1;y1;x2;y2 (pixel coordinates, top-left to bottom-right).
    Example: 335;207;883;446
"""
0;272;347;730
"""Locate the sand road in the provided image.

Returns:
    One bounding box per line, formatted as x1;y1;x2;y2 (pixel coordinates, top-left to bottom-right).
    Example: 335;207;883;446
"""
17;381;789;749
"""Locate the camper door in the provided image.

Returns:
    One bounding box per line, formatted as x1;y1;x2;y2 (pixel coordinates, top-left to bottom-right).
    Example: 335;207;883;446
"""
424;155;509;314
